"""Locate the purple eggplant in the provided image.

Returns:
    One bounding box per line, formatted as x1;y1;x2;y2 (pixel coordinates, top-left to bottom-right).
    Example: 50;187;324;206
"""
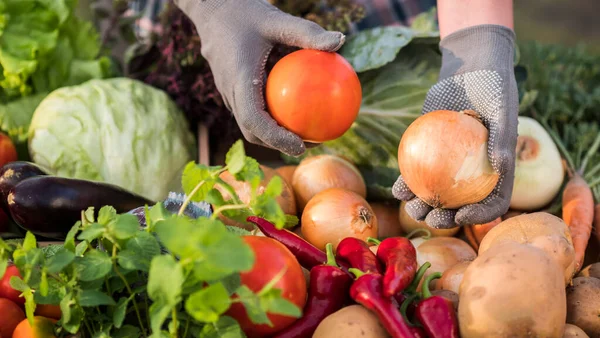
8;176;153;239
0;161;48;213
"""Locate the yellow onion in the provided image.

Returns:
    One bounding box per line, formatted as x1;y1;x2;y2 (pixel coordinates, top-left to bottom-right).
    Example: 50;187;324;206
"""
301;188;377;251
398;110;499;209
292;155;366;211
275;165;297;188
509;116;564;211
399;201;460;237
370;202;403;238
216;165;297;230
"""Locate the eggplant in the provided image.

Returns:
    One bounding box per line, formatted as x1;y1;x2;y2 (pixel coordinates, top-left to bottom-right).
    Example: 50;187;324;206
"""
0;161;48;213
7;176;154;239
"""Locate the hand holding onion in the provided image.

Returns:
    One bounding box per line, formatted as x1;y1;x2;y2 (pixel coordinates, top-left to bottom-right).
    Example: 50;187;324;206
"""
393;109;516;229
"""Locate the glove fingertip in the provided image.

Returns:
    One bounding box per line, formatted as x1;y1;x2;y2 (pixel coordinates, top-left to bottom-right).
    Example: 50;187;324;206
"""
392;176;415;201
308;31;346;52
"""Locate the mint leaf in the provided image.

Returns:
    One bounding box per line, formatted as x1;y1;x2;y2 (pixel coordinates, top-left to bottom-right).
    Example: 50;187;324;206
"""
77;223;106;241
225;226;252;236
9;275;28;292
46;247;75;273
40;244;63;258
75;250;112;281
84;207;96;225
252;195;286;230
98;205;117;225
146;202;170;230
235;158;263;188
113;297;129;328
79;289;116;306
0;254;8;279
34;278;64;305
199;316;245;338
263;176;283;198
40;270;48;296
149;300;172;337
181;162;217;202
22;231;36;251
225;140;246;175
185;282;232;323
235;285;271;326
23;288;35;322
117;231;160;272
113;325;140;338
76;241;89;256
148;255;183;305
110;214;140;240
64;222;81;252
205;189;226;206
61;293;85;334
263;296;302;318
219;273;242;295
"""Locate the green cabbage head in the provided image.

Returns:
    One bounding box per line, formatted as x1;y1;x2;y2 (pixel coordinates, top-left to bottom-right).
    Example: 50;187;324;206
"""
28;78;197;202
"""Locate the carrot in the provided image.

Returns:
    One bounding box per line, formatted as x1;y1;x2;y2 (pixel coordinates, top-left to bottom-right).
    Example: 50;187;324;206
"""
463;217;502;251
562;172;595;273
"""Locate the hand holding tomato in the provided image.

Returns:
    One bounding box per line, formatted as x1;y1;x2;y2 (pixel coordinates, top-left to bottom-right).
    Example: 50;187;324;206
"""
226;236;307;338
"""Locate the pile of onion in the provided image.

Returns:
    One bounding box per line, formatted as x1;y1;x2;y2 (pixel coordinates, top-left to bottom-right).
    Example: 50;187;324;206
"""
216;165;297;230
509;116;564;211
292;155;366;211
301;188;377;251
398;110;499;209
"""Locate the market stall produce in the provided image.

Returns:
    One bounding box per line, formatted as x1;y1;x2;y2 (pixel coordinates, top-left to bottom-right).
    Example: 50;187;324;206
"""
0;1;598;338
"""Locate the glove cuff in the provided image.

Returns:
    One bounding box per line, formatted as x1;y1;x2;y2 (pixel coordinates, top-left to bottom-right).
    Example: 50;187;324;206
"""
173;0;225;32
439;24;516;80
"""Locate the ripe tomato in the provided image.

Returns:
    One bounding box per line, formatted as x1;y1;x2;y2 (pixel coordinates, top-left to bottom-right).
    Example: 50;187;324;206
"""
0;132;17;168
12;316;57;338
0;298;25;338
226;236;307;337
34;304;61;320
0;265;24;305
266;49;362;143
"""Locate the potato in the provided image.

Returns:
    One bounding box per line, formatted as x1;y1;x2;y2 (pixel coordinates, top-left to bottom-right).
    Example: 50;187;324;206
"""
437;261;471;294
478;212;576;285
431;289;459;311
577;262;600;279
566;277;600;336
563;324;590;338
416;237;476;289
313;305;390;338
459;242;566;338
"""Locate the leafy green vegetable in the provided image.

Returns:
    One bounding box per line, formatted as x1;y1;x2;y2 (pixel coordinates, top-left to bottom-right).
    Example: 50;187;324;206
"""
27;78;196;202
0;0;113;141
0;139;302;337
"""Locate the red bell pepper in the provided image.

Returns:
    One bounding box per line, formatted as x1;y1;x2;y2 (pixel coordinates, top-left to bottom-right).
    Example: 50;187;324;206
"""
414;272;460;338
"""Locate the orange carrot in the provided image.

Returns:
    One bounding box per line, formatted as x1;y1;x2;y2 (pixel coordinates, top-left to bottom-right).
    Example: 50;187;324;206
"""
562;172;594;273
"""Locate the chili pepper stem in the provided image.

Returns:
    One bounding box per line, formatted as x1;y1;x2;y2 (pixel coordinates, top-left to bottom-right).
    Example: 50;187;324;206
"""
400;293;419;326
404;228;432;239
421;272;442;299
405;262;431;294
325;243;338;267
348;268;365;279
367;237;381;245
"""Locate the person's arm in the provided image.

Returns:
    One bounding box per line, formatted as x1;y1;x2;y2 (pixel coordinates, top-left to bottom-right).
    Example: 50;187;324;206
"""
438;0;514;38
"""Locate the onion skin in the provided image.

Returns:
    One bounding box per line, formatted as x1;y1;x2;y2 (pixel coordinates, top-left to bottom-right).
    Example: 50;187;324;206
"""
275;165;297;188
398;110;499;209
399;201;459;237
370;202;403;239
292;155;366;212
415;237;476;290
463;217;502;251
301;188;377;251
436;261;471;294
510;116;564;211
217;165;297;230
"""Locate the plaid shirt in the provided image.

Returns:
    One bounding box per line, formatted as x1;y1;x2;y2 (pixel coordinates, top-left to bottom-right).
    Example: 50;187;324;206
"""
128;0;436;41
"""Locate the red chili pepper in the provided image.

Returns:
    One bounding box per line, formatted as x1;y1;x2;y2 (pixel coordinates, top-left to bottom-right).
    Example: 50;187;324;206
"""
348;268;416;338
415;272;460;338
247;216;347;270
273;243;352;338
368;237;418;297
336;237;383;274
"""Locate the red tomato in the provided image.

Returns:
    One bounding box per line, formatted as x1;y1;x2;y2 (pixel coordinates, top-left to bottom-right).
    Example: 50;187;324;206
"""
12;316;57;338
34;304;61;320
0;132;17;168
0;298;25;338
226;236;307;338
0;265;24;305
265;49;362;143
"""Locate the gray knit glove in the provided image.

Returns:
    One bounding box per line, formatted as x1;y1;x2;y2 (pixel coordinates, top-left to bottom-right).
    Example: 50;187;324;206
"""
393;25;519;228
173;0;345;156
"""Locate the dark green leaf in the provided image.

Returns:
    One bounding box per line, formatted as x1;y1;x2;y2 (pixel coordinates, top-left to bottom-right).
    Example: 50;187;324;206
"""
262;175;283;198
205;189;226;206
98;206;117;225
148;255;183;305
110;214;140;240
185;282;232;323
251;195;286;230
113;325;141;338
199;316;245;338
75;241;89;256
219;273;241;295
78;223;106;241
225;140;246;175
235;285;271;326
60;293;85;334
75;250;112;281
113;297;129;328
80;278;105;290
117;231;160;272
234;158;263;187
79;289;117;306
46;247;75;273
40;244;63;258
34;278;64;305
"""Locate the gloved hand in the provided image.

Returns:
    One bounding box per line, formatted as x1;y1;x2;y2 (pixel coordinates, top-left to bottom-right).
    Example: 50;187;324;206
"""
174;0;345;156
393;25;519;229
